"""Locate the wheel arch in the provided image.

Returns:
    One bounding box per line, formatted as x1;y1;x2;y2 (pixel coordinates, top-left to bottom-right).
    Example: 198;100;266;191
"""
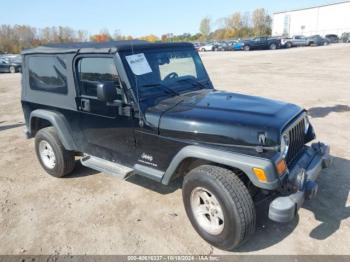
161;145;279;190
170;157;250;187
29;109;77;151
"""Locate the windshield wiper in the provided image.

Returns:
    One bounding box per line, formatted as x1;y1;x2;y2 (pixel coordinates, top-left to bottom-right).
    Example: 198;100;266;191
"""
141;83;180;96
176;78;208;90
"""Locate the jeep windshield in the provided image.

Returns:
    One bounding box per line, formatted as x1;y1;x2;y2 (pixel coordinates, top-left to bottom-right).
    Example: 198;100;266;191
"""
121;49;211;103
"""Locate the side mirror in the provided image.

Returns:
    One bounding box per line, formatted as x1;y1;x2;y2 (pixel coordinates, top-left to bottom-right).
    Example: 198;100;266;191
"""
96;82;118;102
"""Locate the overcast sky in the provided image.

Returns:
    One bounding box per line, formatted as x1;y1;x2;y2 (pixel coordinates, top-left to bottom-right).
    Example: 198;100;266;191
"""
0;0;340;36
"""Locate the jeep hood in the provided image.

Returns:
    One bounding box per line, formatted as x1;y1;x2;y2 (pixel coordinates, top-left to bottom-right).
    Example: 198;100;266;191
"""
145;89;303;147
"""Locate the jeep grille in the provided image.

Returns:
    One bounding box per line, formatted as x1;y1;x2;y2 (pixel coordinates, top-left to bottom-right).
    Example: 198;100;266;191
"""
285;118;306;165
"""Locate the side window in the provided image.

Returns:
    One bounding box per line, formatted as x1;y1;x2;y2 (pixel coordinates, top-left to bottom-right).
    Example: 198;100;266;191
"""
76;57;120;97
28;56;67;94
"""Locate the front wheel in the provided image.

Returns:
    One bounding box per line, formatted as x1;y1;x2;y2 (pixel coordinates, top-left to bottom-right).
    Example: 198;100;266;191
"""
182;165;256;250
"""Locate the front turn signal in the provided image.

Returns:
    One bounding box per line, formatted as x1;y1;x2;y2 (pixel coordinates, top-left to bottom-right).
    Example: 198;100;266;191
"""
276;159;287;175
252;168;267;182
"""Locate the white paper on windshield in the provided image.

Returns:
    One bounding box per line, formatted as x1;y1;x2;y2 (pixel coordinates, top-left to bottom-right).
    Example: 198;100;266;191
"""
125;53;152;75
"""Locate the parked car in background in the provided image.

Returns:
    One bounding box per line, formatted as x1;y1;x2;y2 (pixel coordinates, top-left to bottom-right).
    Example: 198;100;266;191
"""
238;36;281;51
215;42;232;51
281;35;307;48
200;43;215;52
0;57;22;73
340;32;350;43
232;40;245;50
193;43;202;52
306;35;330;46
325;34;339;43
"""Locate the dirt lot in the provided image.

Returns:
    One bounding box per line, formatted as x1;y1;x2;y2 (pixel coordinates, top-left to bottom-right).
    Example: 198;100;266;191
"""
0;44;349;255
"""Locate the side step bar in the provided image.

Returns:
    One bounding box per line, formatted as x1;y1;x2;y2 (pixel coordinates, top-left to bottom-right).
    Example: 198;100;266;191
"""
133;164;164;182
81;155;133;179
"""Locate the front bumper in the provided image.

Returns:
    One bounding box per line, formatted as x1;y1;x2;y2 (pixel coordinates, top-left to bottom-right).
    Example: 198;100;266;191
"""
268;143;332;223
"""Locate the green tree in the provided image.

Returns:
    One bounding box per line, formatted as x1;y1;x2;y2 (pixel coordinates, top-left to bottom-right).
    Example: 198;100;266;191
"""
199;17;211;40
252;8;272;36
226;12;243;31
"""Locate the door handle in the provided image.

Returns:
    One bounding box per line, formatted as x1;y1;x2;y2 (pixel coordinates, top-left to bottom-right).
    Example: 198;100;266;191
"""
80;99;90;112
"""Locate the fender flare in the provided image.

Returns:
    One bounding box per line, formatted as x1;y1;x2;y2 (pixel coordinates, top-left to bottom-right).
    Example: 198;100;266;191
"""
161;145;280;190
29;109;77;151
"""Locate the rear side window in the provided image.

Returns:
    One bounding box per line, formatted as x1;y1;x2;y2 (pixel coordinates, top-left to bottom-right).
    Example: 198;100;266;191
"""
28;56;67;94
76;57;120;97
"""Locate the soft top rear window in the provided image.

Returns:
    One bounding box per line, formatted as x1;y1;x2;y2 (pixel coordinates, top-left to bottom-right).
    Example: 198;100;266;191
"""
28;56;67;94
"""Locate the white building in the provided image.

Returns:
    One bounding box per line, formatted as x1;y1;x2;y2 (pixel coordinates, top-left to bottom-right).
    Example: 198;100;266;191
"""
272;1;350;37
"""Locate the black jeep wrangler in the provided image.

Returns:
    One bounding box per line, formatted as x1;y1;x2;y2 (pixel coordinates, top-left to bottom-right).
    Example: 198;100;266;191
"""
21;41;331;250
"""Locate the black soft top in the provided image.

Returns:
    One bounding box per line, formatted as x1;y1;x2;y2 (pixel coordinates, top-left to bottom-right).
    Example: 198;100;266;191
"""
22;40;194;55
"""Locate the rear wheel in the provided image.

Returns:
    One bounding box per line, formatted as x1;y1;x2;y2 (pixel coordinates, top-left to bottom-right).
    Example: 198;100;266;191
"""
182;165;256;250
9;66;16;74
243;45;250;51
35;127;75;178
286;42;292;48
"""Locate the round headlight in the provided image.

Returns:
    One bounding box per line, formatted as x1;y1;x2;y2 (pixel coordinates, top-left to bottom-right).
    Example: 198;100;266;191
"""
304;116;310;134
280;133;290;158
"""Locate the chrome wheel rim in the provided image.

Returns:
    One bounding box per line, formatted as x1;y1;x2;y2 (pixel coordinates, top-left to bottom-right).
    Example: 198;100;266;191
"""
190;187;224;235
39;140;56;169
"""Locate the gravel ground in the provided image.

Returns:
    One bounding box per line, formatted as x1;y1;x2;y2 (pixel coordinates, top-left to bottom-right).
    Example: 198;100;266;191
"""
0;44;349;255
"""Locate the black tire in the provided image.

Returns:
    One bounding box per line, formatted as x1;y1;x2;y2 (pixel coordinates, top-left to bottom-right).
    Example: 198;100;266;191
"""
35;127;75;178
182;165;256;250
9;66;16;74
286;42;292;48
243;45;250;51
